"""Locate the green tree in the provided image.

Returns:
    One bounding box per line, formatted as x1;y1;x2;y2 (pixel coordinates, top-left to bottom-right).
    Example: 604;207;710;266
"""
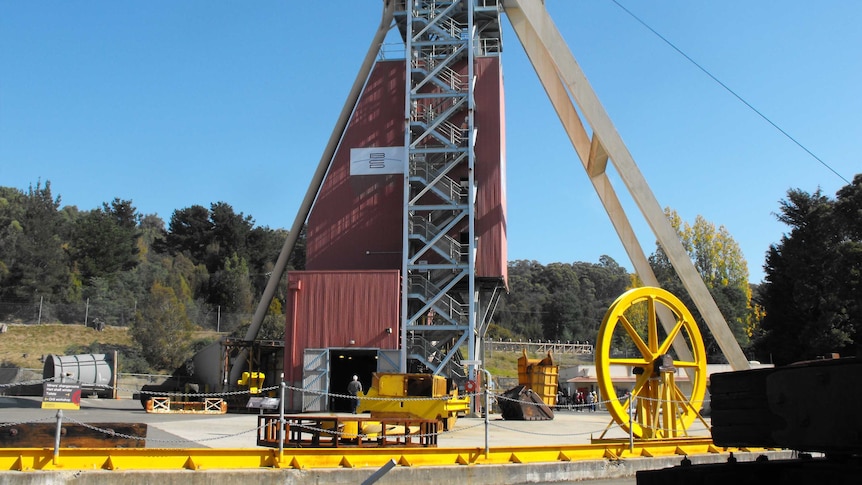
0;181;73;306
209;202;254;267
495;257;630;342
572;257;631;342
649;209;752;362
495;260;549;340
132;282;195;371
0;187;25;286
233;297;285;341
756;176;862;364
161;205;213;266
209;253;253;313
68;199;140;281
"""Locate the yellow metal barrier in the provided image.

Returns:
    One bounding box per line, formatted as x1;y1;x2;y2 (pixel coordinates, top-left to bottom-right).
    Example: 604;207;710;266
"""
0;439;761;471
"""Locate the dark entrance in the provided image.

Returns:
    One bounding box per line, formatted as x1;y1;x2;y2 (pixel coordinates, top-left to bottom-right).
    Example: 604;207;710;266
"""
328;348;379;413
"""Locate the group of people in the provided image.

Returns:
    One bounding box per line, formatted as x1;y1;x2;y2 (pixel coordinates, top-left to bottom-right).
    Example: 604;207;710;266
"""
557;388;599;412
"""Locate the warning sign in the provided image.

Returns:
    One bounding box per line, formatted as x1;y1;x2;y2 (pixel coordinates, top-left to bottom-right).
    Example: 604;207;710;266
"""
41;382;82;410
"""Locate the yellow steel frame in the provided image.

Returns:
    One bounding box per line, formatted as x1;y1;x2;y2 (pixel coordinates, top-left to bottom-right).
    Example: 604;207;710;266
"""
0;439;755;471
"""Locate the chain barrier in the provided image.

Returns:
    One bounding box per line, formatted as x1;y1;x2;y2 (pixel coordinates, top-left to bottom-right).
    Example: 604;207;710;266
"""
4;375;711;408
0;377;53;389
62;416;268;445
1;377;714;445
0;415;55;428
4;376;711;411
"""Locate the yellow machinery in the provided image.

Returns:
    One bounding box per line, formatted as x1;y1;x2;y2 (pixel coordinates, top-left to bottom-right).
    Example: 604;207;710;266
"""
595;287;709;439
517;349;559;407
237;371;265;395
357;373;469;430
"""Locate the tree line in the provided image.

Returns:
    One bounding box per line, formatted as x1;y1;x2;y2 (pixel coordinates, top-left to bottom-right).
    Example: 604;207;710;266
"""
2;174;860;371
493;174;862;366
0;181;302;371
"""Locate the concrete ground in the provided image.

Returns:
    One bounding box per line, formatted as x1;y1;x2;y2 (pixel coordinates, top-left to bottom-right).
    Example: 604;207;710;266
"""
0;396;770;484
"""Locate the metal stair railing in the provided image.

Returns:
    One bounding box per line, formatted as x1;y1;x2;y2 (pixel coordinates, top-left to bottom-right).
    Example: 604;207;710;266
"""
407;273;468;324
413;11;463;42
408;216;464;263
410;159;465;204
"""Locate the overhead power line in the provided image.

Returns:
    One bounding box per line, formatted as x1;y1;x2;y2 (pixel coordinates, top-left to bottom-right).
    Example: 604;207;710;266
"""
610;0;850;185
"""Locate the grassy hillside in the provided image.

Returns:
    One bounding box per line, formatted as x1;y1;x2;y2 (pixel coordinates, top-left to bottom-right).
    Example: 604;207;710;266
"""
0;323;135;370
0;324;220;372
485;350;592;378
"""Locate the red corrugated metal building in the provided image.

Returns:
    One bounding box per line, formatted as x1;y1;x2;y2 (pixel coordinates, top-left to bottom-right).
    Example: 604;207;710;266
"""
285;57;507;410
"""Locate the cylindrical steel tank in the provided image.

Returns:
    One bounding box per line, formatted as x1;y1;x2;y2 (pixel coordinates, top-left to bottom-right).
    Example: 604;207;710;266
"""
42;354;114;396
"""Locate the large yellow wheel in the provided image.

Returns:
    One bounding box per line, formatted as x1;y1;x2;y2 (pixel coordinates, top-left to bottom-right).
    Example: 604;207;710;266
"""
595;287;707;439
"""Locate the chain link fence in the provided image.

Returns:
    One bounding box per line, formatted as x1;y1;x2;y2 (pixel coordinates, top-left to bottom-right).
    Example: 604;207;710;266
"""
0;299;252;333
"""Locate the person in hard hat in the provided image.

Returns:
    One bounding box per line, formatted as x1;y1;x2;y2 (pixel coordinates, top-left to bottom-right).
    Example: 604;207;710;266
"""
347;375;363;414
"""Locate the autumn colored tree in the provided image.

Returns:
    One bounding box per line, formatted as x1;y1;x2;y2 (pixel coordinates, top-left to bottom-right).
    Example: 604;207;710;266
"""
649;209;752;362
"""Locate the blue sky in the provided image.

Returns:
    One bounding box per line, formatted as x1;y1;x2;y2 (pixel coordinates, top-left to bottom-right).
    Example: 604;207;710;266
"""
2;1;859;284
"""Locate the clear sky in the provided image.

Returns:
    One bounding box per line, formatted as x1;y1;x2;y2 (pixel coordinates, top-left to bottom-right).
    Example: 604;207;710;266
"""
2;1;859;284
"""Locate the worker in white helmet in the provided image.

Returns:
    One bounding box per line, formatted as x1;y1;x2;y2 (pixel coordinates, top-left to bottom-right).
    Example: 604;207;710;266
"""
347;375;363;414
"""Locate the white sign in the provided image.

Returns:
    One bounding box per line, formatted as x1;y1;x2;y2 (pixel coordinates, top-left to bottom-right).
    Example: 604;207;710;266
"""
350;146;406;176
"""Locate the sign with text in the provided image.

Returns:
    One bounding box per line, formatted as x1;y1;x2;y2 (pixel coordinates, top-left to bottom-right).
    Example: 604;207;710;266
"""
350;146;406;175
41;382;82;410
246;397;280;410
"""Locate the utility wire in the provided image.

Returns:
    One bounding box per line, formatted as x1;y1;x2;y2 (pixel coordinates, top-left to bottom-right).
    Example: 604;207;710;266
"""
610;0;850;185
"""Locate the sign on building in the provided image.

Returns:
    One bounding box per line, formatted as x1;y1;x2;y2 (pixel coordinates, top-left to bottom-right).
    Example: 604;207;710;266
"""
350;146;406;176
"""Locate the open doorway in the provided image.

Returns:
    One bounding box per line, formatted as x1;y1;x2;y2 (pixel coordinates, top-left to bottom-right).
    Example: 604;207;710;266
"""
328;348;379;412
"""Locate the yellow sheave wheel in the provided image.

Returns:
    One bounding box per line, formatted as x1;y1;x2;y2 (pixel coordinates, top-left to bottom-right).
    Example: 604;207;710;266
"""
595;287;707;439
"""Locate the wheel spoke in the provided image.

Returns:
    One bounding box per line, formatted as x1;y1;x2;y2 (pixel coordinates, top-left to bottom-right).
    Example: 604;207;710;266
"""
657;317;685;355
630;371;652;398
647;296;658;352
609;357;650;367
618;315;651;358
673;360;700;368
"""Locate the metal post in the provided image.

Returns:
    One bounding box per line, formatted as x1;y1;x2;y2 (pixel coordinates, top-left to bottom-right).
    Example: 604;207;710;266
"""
84;298;89;328
113;350;119;399
278;378;286;463
629;394;635;452
361;458;397;485
38;296;43;325
53;410;63;465
482;367;491;459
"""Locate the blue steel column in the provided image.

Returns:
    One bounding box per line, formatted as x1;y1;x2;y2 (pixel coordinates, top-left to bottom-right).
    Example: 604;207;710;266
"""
399;0;415;374
466;0;477;384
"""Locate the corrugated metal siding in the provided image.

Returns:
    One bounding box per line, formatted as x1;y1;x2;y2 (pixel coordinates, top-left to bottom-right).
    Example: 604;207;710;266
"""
306;60;405;271
284;270;400;383
474;57;508;285
305;57;507;286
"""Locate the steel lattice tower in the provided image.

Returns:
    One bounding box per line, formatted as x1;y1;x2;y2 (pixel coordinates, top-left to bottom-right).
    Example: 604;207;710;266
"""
397;0;502;377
